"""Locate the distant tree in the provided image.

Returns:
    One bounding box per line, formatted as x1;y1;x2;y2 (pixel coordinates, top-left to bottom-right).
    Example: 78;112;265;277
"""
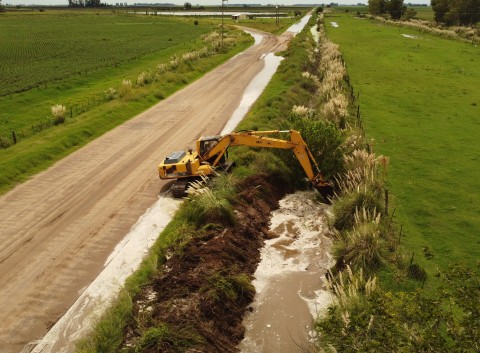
184;2;192;9
386;0;406;19
431;0;480;25
449;0;480;25
431;0;451;23
368;0;386;15
0;0;6;12
68;0;106;7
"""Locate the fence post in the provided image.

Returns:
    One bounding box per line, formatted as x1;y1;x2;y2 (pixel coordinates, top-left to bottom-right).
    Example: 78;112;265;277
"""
385;189;389;216
12;131;17;144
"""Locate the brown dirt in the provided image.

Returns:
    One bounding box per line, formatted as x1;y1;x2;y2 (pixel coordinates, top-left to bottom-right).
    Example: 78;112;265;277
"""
0;29;293;352
124;175;292;352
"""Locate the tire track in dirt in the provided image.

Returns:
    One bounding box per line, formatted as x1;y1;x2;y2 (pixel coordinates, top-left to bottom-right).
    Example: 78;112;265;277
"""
0;30;292;353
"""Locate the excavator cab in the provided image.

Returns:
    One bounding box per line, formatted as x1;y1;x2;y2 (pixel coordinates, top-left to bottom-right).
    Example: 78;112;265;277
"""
198;136;222;156
197;136;227;165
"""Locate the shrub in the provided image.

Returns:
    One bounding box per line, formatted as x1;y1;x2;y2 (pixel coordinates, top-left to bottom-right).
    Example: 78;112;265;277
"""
331;186;384;231
322;92;349;126
181;174;236;226
338;149;388;195
286;115;346;181
169;56;179;70
182;51;200;62
291;105;314;118
333;215;386;273
104;87;117;101
118;79;132;97
136;71;154;86
156;63;168;73
51;104;66;125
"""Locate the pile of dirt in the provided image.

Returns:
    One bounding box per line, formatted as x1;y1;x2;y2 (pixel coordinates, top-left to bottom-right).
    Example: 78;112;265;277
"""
123;174;292;352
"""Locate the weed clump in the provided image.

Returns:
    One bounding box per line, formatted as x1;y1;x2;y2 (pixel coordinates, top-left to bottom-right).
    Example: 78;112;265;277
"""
104;87;117;101
119;79;132;97
180;174;237;227
136;71;154;86
333;210;386;273
133;323;204;352
51;104;66;125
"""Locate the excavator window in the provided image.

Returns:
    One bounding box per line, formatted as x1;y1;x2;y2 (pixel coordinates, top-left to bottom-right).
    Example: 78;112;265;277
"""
199;137;221;156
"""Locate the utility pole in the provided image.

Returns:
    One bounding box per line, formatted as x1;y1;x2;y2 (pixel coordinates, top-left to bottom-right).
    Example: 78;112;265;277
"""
221;0;228;46
276;4;279;26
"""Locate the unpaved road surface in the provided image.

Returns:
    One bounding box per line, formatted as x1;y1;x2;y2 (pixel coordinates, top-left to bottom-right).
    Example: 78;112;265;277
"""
0;30;291;353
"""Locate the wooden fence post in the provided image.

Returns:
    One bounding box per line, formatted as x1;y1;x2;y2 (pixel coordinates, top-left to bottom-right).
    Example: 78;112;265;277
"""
12;131;17;144
385;189;389;216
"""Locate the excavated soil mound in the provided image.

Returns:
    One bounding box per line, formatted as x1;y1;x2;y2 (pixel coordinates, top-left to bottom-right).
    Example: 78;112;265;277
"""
123;175;292;352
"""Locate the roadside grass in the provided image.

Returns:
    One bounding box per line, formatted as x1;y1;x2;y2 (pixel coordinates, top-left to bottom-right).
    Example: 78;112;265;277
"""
323;12;480;290
0;24;252;195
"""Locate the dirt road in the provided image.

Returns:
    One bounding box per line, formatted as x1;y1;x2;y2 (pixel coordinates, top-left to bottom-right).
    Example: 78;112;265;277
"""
0;30;291;353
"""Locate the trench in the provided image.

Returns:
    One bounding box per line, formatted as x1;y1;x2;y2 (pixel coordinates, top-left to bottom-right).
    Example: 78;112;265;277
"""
239;191;334;352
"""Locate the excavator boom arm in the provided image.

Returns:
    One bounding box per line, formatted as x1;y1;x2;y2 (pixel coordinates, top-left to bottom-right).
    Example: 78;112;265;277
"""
200;130;328;187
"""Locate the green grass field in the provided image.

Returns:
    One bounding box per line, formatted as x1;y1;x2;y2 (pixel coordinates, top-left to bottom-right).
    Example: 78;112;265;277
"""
324;13;480;287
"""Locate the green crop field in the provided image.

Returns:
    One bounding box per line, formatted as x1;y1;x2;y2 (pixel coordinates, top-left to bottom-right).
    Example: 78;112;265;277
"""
324;13;480;288
0;12;209;97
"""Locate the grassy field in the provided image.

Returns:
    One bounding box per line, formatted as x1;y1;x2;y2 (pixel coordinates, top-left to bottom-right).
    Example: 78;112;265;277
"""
324;12;480;288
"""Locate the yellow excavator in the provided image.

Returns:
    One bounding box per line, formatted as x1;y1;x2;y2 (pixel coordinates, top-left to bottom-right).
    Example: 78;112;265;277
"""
158;130;333;199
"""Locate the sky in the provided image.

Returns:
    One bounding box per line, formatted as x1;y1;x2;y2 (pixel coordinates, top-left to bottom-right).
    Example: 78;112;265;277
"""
4;0;429;8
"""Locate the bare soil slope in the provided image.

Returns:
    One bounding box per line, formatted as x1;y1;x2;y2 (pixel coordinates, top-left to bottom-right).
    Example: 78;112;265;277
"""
0;30;291;353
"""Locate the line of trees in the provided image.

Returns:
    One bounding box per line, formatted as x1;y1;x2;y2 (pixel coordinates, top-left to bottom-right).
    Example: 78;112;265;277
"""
431;0;480;25
368;0;408;19
369;0;478;24
68;0;109;7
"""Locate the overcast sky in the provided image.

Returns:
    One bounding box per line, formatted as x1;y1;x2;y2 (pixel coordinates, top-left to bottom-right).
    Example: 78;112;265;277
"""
4;0;430;7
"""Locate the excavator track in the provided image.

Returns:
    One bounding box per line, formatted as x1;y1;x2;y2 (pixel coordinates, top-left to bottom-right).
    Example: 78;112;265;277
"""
171;179;191;198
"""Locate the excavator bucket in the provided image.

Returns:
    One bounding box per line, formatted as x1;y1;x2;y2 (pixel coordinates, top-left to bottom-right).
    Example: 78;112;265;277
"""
314;183;334;203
